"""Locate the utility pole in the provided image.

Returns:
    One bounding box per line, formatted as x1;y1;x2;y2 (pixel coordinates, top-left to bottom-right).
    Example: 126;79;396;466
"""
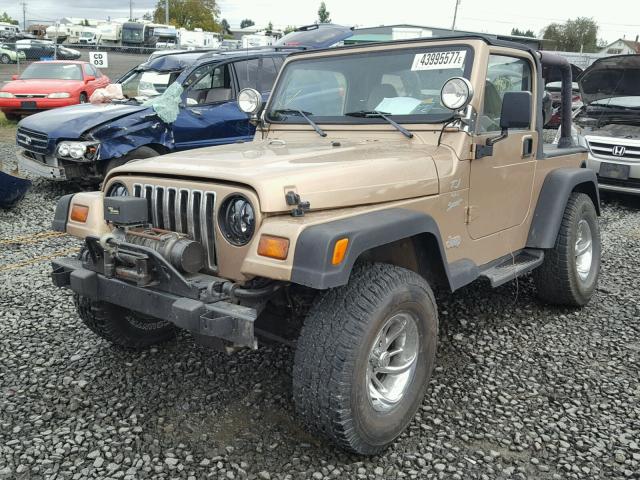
165;0;169;24
129;0;133;21
451;0;461;31
21;2;27;31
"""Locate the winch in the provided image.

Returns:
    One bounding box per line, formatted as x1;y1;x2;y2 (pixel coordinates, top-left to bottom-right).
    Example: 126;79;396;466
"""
102;195;205;275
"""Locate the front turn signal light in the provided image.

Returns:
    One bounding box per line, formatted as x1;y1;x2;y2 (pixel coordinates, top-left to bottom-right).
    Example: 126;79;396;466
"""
258;235;289;260
332;238;349;265
70;204;89;223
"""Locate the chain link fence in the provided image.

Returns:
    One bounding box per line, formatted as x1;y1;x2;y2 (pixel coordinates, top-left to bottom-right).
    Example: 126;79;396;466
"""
0;41;154;84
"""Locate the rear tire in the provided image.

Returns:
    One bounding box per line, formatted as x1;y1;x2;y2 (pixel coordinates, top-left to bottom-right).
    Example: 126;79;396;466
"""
292;263;438;455
533;192;600;306
74;294;176;350
4;113;20;122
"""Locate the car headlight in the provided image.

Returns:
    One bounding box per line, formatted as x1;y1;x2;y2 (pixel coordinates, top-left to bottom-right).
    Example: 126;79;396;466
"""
0;92;15;98
48;92;71;99
106;181;129;197
219;194;255;246
56;141;98;160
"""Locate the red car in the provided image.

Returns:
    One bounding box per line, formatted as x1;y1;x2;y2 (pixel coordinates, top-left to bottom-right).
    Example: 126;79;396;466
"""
0;61;109;120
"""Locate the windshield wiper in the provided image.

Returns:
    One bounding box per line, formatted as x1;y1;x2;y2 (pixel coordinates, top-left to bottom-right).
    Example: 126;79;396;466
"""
344;110;414;138
271;108;326;137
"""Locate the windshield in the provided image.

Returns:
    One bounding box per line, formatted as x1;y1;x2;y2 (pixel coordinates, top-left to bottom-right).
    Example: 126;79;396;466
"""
122;26;143;42
120;69;179;99
20;63;82;80
267;46;473;124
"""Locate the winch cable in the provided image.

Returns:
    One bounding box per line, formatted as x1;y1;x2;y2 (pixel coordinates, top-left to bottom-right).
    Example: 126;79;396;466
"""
0;247;80;272
0;230;78;272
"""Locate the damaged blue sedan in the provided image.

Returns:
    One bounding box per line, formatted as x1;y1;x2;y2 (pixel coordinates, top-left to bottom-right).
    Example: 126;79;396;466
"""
13;25;354;184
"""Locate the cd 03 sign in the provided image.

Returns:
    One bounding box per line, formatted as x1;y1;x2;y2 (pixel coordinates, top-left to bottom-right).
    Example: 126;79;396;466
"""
89;52;109;69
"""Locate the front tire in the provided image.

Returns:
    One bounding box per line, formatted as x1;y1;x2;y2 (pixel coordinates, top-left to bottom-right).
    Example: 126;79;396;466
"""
74;294;176;350
293;263;438;454
533;192;601;306
79;92;88;103
0;54;10;64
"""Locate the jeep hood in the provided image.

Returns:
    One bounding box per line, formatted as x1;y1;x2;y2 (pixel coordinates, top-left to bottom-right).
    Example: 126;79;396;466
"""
579;54;640;105
112;139;441;212
18;102;148;138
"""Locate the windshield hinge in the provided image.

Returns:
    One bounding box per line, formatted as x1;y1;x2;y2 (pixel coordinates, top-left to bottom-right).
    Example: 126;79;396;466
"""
465;206;477;224
285;191;311;217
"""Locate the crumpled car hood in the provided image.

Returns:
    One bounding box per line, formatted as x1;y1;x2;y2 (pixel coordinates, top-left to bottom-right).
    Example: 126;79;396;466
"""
111;138;442;212
579;54;640;105
18;103;148;139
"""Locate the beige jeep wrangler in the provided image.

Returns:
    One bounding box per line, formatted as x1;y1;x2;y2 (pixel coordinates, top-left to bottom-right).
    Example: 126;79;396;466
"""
51;35;601;454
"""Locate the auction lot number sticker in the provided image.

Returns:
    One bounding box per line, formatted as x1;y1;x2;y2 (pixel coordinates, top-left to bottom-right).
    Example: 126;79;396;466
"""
411;50;466;71
89;51;109;69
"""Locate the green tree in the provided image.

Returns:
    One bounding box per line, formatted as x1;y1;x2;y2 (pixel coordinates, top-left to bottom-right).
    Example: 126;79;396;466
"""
542;17;599;52
153;0;221;31
220;18;231;35
266;21;273;33
0;12;19;25
317;2;331;23
240;18;255;29
142;12;153;21
511;28;535;38
284;25;296;34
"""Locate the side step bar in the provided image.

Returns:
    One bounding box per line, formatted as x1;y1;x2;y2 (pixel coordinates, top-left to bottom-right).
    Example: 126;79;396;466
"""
479;249;544;288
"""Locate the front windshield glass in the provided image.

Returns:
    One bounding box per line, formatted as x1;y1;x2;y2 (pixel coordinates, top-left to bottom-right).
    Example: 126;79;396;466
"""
120;69;178;99
20;63;82;80
267;45;473;124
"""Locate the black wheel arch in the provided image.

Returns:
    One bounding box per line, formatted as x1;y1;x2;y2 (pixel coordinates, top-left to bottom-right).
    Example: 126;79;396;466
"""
527;168;600;249
290;208;474;292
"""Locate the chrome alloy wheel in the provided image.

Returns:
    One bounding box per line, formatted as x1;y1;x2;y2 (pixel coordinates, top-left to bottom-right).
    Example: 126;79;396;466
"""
575;219;593;282
366;312;419;412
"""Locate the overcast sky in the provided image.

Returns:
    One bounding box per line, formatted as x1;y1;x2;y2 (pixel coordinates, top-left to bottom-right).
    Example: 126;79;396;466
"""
7;0;640;43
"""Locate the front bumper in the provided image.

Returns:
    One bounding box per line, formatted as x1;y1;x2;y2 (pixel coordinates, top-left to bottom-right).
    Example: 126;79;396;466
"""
586;153;640;195
0;97;78;114
17;151;66;180
51;238;261;349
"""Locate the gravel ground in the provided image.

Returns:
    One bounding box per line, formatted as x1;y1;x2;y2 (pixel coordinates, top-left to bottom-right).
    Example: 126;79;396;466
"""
1;133;639;480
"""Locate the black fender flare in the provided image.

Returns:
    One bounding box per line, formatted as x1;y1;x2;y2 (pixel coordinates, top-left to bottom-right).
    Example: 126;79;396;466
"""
526;168;600;249
290;208;475;291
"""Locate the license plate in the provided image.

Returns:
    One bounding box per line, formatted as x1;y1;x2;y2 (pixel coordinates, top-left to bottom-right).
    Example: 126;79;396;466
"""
21;101;37;109
599;162;630;180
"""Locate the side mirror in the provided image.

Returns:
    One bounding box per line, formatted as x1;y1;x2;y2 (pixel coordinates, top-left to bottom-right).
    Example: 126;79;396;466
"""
84;75;96;83
485;91;532;148
185;97;198;107
237;88;263;116
11;74;18;80
499;91;532;130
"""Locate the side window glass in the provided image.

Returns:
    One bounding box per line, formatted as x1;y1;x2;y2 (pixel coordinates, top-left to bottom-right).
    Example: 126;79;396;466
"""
481;55;532;132
185;64;232;105
83;64;93;77
235;58;260;90
258;57;278;91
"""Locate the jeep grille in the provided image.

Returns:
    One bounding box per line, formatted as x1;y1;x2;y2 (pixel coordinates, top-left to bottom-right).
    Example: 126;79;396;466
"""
133;183;217;271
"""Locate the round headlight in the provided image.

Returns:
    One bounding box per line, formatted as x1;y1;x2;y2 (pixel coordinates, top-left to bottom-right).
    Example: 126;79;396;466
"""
106;182;129;197
57;142;70;157
219;195;255;246
68;144;87;159
441;77;474;111
237;88;262;114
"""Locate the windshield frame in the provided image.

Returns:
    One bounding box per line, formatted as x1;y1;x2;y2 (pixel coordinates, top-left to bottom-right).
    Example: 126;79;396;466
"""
265;44;475;125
